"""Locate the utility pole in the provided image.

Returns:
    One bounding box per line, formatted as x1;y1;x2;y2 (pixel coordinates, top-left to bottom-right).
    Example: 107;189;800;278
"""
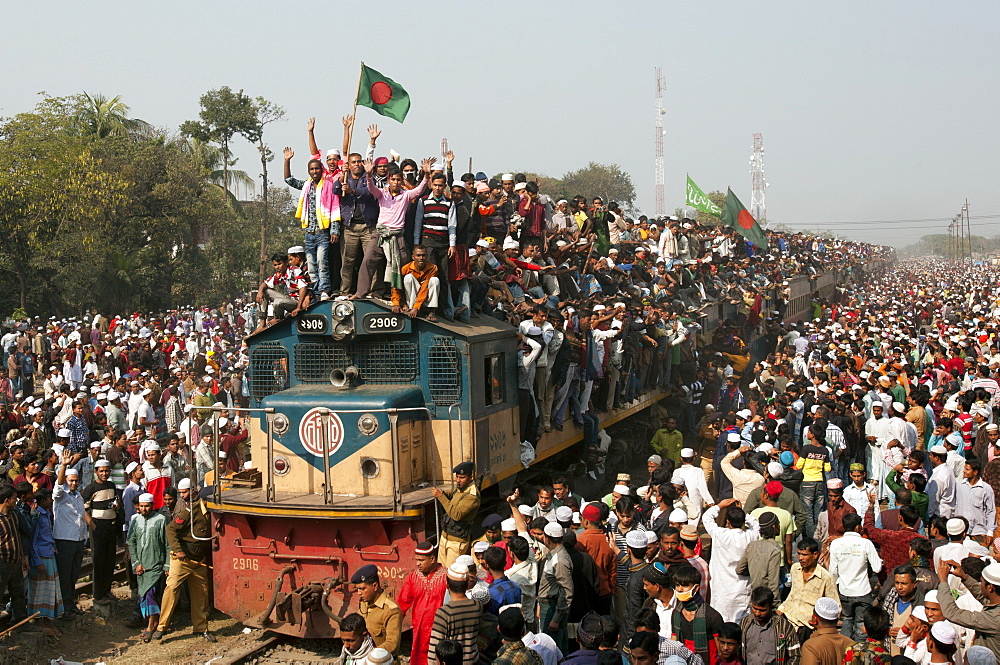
964;199;972;261
750;133;767;225
441;138;449;169
654;67;666;217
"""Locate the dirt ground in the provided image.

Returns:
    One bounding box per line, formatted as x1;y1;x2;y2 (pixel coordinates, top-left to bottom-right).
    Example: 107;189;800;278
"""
0;581;261;665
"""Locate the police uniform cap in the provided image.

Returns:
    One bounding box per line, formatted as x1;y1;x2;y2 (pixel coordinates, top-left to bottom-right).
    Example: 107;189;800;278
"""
480;513;503;529
452;461;474;475
350;564;380;585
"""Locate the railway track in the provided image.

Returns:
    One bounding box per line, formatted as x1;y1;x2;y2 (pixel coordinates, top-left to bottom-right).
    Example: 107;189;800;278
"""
209;633;347;665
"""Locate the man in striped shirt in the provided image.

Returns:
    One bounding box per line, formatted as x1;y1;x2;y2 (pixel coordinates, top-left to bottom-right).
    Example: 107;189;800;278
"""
429;562;482;665
0;485;35;630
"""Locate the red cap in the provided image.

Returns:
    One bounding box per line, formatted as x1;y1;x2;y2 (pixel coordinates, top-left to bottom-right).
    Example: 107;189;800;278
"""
765;481;783;499
581;503;602;522
373;156;389;166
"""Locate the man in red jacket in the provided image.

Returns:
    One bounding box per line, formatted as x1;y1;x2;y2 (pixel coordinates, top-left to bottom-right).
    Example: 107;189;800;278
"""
575;502;616;614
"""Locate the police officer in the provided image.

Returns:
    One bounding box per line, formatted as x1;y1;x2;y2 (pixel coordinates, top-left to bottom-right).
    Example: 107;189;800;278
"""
431;461;480;567
155;485;214;642
352;564;402;654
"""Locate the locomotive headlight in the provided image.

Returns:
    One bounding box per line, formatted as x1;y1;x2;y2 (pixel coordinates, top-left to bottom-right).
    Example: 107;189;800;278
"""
333;302;354;319
273;455;290;476
271;413;290;437
332;322;353;340
358;413;378;436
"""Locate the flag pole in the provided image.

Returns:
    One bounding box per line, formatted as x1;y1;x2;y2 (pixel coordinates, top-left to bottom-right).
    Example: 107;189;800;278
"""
348;61;364;152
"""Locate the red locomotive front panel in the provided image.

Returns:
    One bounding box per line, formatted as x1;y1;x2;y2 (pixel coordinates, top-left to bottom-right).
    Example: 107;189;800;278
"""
213;511;426;639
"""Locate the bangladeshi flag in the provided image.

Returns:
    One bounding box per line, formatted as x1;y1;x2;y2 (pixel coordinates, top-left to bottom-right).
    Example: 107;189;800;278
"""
356;63;410;123
721;187;769;249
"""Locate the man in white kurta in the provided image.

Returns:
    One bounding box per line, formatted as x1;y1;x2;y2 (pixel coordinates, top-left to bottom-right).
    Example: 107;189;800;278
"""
865;407;891;501
700;500;760;623
673;448;714;516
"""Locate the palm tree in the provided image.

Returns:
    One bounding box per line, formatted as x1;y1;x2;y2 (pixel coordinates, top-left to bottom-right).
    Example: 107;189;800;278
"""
76;92;152;139
180;137;255;200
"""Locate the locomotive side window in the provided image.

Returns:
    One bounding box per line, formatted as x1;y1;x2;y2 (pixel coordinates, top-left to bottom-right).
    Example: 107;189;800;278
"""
484;354;504;406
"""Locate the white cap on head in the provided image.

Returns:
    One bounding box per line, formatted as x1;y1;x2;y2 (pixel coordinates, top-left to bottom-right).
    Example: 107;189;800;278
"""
65;468;79;477
57;428;71;438
613;484;630;495
982;562;1000;585
472;541;489;554
543;522;564;538
125;461;139;475
767;461;785;478
138;493;155;504
736;409;752;419
727;432;741;443
911;605;928;622
447;563;467;581
95;459;110;468
930;444;948;455
178;478;192;490
625;531;647;549
668;508;688;523
680;448;695;458
892;401;906;413
500;518;516;532
555;506;573;522
945;518;965;536
930;621;957;645
814;597;840;621
923;590;939;604
517;504;533;517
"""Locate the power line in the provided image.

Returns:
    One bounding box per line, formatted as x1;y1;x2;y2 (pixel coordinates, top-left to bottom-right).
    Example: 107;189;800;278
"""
780;214;1000;226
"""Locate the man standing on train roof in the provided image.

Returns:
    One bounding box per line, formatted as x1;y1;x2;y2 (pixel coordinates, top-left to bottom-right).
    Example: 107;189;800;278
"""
352;564;403;655
432;461;481;567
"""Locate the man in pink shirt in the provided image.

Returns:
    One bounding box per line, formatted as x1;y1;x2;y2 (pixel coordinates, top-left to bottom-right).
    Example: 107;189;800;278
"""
353;156;435;298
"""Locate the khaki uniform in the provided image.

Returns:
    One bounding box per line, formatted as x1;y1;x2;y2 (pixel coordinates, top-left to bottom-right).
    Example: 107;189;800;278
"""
157;498;212;633
361;590;402;654
436;483;480;567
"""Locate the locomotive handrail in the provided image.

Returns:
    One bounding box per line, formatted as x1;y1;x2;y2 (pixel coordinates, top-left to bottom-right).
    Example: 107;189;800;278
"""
199;405;275;507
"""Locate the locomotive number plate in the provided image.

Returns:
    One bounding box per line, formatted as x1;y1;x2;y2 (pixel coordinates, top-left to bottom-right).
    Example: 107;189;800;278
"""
296;313;329;335
362;312;405;334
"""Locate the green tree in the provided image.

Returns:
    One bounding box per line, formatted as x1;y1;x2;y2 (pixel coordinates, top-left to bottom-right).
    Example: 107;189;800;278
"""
74;92;152;139
240;97;286;281
560;162;637;212
180;87;259;198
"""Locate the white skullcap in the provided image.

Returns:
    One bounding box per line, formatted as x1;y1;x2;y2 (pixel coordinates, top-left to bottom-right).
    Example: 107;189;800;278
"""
625;531;647;549
981;562;1000;585
946;518;966;535
945;432;963;447
930;621;957;645
923;590;939;604
57;428;71;438
767;462;785;478
727;432;741;443
326;148;341;157
555;506;573;522
500;518;516;532
138;493;154;504
501;173;514;181
502;236;519;251
140;388;152;397
613;484;630;495
814;597;840;621
930;445;948;455
455;554;475;568
517;504;533;517
637;485;650;499
178;478;191;490
447;563;468;581
472;541;489;554
668;508;688;523
891;402;906;413
680;448;695;458
543;522;564;538
64;468;79;477
645;531;660;546
670;474;685;486
94;460;110;468
736;409;752;419
125;461;139;475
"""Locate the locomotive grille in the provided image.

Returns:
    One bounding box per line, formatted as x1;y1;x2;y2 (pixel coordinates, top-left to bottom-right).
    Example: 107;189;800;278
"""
428;337;462;406
294;340;418;384
248;342;289;404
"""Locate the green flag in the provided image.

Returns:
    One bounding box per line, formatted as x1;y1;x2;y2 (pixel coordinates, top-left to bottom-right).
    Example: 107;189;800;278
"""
721;188;769;249
685;175;721;217
356;64;410;122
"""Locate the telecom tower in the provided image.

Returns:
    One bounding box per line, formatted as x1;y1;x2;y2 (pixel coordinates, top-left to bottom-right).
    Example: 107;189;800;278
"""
750;132;767;225
440;138;449;166
654;67;666;216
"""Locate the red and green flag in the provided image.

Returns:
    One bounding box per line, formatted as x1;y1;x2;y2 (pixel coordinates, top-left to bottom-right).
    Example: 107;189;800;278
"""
356;63;410;123
721;188;769;249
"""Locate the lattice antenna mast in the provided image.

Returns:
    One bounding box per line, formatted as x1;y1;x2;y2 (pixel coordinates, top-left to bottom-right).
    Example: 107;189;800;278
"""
750;132;767;225
654;67;666;216
440;138;449;166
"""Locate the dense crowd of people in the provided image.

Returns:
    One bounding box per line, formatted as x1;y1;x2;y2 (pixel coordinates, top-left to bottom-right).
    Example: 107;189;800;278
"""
0;111;996;665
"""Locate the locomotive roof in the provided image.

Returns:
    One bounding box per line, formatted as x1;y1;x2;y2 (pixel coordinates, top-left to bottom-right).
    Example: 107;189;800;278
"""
248;297;515;346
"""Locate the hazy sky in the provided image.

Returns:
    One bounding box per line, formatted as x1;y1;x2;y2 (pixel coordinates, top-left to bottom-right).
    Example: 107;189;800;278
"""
4;1;998;247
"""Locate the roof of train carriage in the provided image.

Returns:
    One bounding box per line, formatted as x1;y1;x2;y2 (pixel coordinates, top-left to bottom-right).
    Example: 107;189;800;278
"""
247;297;516;345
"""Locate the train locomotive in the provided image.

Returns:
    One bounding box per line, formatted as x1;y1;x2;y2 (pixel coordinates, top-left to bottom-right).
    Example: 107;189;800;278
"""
205;298;666;638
